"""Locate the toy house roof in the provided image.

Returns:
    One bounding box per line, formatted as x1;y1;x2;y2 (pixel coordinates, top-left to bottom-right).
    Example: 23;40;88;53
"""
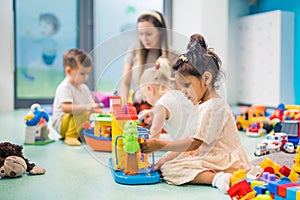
112;104;138;120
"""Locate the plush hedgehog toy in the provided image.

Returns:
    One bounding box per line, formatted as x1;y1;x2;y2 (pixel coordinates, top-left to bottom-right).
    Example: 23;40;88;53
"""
0;156;27;178
0;142;46;178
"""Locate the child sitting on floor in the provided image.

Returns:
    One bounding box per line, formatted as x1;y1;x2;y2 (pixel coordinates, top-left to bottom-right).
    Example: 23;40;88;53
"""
52;49;102;146
139;57;194;140
140;34;251;193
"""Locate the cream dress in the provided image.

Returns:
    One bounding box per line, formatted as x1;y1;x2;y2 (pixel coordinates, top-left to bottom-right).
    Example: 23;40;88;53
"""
160;98;251;185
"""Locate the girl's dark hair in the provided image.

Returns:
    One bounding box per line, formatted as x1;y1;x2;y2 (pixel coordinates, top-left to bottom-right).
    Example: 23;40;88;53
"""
63;49;92;69
187;33;222;70
173;33;222;88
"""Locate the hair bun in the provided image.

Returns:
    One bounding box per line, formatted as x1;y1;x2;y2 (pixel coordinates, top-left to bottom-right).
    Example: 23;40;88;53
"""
187;33;207;53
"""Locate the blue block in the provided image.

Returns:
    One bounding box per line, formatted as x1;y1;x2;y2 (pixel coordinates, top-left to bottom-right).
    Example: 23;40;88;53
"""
268;178;291;195
254;185;268;195
274;194;285;200
287;186;300;200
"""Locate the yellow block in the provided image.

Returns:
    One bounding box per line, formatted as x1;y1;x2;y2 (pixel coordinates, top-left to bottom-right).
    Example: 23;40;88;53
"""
250;180;265;189
285;105;300;110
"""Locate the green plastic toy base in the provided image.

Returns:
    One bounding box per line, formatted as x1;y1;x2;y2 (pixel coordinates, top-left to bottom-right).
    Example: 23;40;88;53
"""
24;139;55;145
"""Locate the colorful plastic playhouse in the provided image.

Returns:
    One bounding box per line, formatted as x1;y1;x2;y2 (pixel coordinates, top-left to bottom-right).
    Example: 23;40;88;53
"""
24;103;54;145
82;92;121;152
108;94;160;185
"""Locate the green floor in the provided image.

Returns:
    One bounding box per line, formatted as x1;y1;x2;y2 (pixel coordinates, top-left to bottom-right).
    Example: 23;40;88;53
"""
0;109;262;200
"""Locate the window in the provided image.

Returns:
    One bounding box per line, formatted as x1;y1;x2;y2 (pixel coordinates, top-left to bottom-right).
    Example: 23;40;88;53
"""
14;0;78;108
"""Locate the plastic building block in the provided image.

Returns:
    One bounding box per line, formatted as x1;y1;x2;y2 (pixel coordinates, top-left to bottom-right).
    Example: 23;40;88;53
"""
254;194;272;200
268;178;291;196
231;169;247;185
260;172;277;183
286;186;300;200
288;169;299;183
279;165;291;177
251;180;266;189
260;158;280;174
227;180;251;199
293;153;300;174
240;190;256;200
277;183;299;198
254;185;268;195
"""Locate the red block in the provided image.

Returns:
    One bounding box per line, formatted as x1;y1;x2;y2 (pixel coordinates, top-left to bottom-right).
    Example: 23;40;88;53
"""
278;183;300;198
227;180;251;199
279;165;291;177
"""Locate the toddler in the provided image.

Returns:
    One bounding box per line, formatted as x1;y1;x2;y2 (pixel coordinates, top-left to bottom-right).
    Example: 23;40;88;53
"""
52;49;102;146
139;57;194;140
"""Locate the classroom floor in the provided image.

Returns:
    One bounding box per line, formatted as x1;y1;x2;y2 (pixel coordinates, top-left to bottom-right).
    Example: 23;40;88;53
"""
0;109;262;200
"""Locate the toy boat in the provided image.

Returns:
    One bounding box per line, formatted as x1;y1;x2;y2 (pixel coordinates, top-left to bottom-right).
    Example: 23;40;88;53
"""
83;128;112;152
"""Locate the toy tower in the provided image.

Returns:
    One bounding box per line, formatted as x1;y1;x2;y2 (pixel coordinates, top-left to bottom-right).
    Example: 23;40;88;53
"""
108;91;160;185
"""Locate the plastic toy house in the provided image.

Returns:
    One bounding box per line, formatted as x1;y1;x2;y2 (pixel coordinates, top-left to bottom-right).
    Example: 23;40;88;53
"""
109;96;160;185
83;113;112;152
24;103;54;145
82;93;122;152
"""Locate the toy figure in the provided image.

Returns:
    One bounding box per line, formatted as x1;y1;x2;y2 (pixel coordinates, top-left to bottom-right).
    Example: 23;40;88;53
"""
122;120;139;175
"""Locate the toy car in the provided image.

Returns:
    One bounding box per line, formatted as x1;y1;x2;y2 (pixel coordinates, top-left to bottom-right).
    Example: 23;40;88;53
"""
283;142;295;153
254;132;288;156
246;123;266;137
261;134;281;152
236;105;269;131
254;143;268;156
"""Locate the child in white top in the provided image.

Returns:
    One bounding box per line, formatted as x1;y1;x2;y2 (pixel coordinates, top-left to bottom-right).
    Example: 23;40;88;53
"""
141;34;251;193
139;58;194;140
52;49;102;146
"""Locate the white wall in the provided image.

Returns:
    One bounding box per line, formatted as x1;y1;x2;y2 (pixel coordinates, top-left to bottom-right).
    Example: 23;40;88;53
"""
236;11;294;107
0;0;14;112
172;0;230;102
172;0;251;105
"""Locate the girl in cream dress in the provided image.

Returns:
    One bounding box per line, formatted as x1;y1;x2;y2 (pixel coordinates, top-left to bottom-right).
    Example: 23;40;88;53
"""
141;34;251;193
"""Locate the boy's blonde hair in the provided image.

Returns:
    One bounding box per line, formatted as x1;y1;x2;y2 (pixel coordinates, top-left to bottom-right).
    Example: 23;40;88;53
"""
140;57;172;91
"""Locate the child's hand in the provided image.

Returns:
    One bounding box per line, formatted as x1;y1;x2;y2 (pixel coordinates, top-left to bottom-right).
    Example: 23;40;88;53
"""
155;157;167;170
139;109;153;125
92;104;103;113
140;138;162;153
